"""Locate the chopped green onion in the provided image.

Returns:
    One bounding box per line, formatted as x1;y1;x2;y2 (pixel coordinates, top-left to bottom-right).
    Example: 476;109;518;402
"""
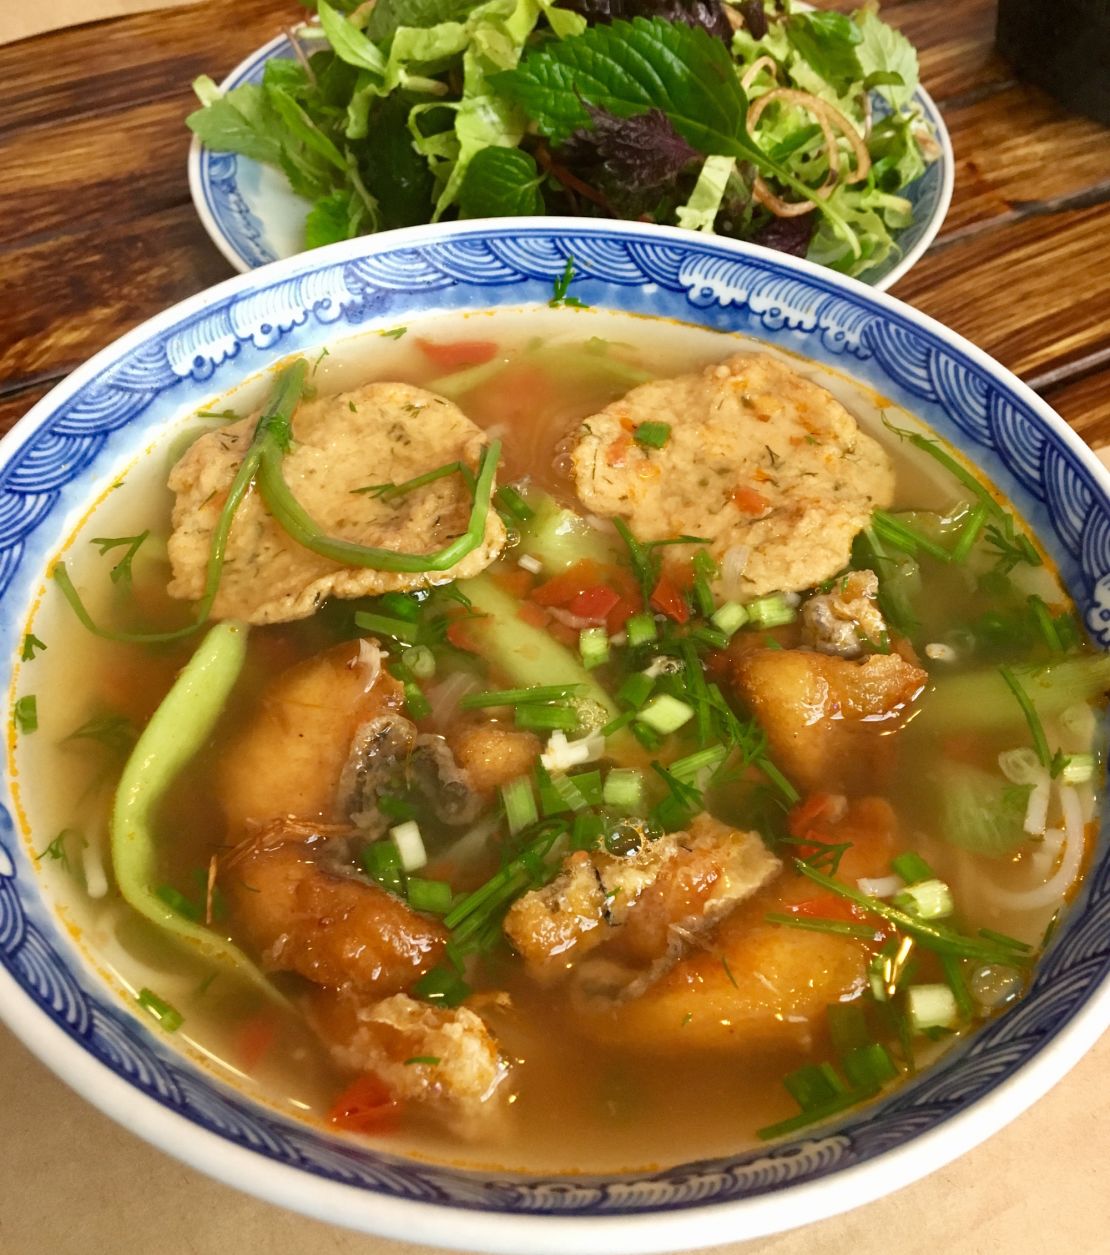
600;710;636;738
378;795;416;822
404;1055;441;1066
841;1042;899;1091
625;612;658;646
360;841;405;895
795;861;1033;966
893;878;955;920
402;680;432;719
691;549;716;618
390;820;427;872
538;768;602;815
745;593;796;629
632;720;664;751
950;500;989;563
765;912;877;940
13;695;38;733
891;852;935;885
136;988;183;1033
501;777;539;834
515;704;579;732
603;768;646;811
571;812;605;850
493;484;535;523
940;954;975;1019
691;625;730;650
1059;752;1095;784
579;626;610;670
872;510;952;563
354;611;421;644
407;877;454;914
977;927;1033;952
379;592;423;621
907;983;959;1033
783;1062;847;1110
633;421;672;449
999;664;1053;769
710;601;749;636
669;744;727;784
401;645;436;679
636;694;694;735
756;1087;868;1140
155;885;201;921
412;965;471;1008
617;672;655;709
827;1003;870;1056
1027;594;1064;653
461;684;584;709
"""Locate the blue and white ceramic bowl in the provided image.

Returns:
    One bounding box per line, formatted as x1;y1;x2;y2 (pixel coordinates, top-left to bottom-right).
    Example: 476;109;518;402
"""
1;222;1107;1251
187;32;954;290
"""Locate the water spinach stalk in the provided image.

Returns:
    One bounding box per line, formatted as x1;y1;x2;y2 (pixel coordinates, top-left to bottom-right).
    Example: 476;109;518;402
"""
110;620;280;996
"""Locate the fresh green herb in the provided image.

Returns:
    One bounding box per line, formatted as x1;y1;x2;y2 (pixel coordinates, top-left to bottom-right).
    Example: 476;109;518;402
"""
515;703;579;732
412;965;471;1008
379;326;407;339
999;664;1053;770
407;877;454;914
136;988;184;1033
21;633;46;661
354;611;421;644
984;516;1042;575
765;912;878;940
549;257;588;309
871;510;951;563
978;927;1033;953
89;531;151;587
155;884;203;922
461;684;584;709
35;828;82;873
404;1055;441;1066
494;484;536;524
13;695;37;733
634;421;671;450
361;841;406;896
65;713;139;755
350;458;465;500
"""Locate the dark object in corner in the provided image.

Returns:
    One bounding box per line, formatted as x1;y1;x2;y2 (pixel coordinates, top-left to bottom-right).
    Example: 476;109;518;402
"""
996;0;1110;124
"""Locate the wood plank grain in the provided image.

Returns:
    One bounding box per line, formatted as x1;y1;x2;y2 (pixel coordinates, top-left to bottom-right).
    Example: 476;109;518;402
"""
938;82;1110;237
1;97;196;247
0;202;233;387
885;0;1012;104
0;0;291;132
890;203;1110;382
1041;367;1110;450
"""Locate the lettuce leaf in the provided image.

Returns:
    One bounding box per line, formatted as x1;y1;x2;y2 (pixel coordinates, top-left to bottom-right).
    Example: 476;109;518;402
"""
855;9;919;109
675;154;734;231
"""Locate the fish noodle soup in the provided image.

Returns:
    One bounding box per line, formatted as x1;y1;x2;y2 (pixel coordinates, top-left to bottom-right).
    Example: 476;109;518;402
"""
10;309;1104;1172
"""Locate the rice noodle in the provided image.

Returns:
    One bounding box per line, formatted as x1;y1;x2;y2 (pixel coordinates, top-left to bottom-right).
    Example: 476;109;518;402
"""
747;88;871;218
981;821;1085;913
998;747;1046;786
82;840;108;900
426;669;481;732
857;875;904;899
720;545;750;599
1023;776;1051;835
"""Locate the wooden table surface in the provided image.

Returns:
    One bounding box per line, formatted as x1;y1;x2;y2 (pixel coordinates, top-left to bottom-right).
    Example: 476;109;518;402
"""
1;2;1108;1253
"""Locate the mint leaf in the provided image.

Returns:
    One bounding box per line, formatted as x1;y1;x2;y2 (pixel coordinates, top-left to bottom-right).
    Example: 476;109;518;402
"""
559;0;731;42
318;0;387;74
458;147;545;216
784;11;864;92
855;10;919;108
366;0;479;42
304;190;356;247
186;83;283;164
494;17;758;160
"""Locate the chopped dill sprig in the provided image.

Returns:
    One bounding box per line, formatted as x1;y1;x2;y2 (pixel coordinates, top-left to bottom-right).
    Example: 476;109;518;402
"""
89;531;150;588
21;633;46;661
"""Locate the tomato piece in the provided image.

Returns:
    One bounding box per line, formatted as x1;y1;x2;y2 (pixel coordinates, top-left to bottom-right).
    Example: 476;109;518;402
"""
416;338;498;371
235;1015;277;1071
492;568;534;600
532;559;607;607
731;485;771;515
604;594;638;635
650;574;690;623
788;793;839;839
446;618;483;652
516;601;550;629
328;1074;402;1134
606;432;634;467
569;585;621;623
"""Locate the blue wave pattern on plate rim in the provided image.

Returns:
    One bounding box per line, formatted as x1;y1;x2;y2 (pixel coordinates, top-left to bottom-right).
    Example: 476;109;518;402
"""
196;35;948;284
0;226;1108;1215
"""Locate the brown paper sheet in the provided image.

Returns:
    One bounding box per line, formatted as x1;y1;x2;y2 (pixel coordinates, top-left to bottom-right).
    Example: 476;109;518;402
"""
0;0;202;47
